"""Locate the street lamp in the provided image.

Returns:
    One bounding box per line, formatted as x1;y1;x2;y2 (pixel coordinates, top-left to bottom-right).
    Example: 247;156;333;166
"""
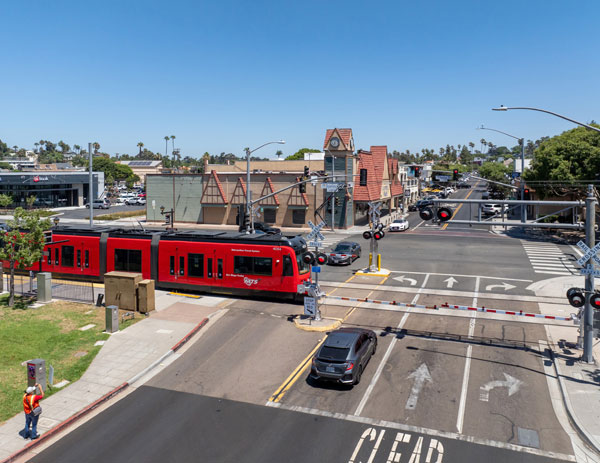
492;106;600;133
244;140;285;234
477;124;526;223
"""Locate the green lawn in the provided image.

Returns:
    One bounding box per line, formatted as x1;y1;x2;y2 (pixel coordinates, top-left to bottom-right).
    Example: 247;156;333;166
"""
0;295;139;423
94;210;146;221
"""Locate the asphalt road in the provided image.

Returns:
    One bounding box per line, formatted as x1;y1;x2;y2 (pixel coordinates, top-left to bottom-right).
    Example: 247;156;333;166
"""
56;204;145;219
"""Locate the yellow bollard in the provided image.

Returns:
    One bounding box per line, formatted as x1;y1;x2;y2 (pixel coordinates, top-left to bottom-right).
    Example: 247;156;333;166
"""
377;254;381;271
369;253;373;267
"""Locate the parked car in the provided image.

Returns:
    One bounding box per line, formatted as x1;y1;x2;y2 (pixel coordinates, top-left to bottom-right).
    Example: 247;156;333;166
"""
238;221;281;234
482;203;508;216
481;191;490;200
310;328;377;385
86;199;110;209
328;241;361;265
409;199;434;211
388;218;409;232
125;197;142;205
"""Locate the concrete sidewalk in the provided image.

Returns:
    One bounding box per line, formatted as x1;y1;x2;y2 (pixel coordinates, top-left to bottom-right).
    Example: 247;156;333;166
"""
0;291;232;462
529;275;600;459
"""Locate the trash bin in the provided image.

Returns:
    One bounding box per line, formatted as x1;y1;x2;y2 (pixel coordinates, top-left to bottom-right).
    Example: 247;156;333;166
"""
105;305;119;333
27;359;46;392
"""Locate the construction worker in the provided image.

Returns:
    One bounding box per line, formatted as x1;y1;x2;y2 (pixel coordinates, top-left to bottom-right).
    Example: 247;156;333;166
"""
21;383;44;440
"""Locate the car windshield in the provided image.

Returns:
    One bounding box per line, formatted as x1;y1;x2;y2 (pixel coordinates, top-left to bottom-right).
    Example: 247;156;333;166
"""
334;245;352;252
318;346;350;361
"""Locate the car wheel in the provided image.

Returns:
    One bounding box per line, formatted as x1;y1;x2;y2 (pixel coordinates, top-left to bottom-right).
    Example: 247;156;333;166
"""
354;365;363;385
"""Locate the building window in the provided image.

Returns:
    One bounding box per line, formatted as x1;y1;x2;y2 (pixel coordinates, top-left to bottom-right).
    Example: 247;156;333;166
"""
61;246;75;267
115;249;142;273
188;253;204;277
233;256;272;276
292;209;306;224
263;208;276;224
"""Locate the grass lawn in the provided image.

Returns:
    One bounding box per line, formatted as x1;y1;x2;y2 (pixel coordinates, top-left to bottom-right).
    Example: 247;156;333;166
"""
94;210;145;221
0;295;140;423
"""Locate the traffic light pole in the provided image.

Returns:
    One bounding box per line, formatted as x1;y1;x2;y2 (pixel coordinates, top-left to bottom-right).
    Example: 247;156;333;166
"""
583;185;596;363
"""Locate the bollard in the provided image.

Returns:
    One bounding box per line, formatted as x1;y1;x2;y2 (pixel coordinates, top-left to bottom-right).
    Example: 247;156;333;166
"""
36;272;52;303
105;305;119;333
369;253;373;267
377;254;381;271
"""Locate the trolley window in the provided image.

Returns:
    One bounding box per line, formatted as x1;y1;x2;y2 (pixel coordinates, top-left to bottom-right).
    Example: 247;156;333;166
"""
179;256;185;276
54;248;59;266
207;258;213;278
217;259;223;279
114;249;142;272
47;249;51;265
170;256;175;275
77;250;81;268
188;253;204;278
61;246;75;267
85;250;89;268
233;256;272;276
282;255;293;276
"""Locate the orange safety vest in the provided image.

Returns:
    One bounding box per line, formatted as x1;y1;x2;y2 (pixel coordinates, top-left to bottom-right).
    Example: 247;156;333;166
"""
23;394;40;414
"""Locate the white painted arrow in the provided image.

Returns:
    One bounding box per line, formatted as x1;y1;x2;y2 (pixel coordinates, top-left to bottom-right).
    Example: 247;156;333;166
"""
394;275;417;286
444;276;458;288
405;363;432;410
485;282;516;292
479;373;523;402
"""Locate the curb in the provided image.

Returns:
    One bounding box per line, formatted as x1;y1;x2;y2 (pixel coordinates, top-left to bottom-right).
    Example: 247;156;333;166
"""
293;317;341;332
1;317;210;463
548;348;600;457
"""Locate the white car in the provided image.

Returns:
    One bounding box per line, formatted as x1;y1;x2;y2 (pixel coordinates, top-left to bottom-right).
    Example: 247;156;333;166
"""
388;218;409;232
482;203;508;216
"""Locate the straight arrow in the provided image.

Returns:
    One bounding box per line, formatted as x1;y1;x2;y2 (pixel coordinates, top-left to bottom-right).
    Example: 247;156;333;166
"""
405;363;432;410
444;276;458;288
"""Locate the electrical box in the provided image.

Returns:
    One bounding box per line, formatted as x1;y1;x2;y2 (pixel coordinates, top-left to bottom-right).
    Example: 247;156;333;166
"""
137;279;155;314
27;359;46;392
105;305;119;333
104;271;142;311
37;272;52;303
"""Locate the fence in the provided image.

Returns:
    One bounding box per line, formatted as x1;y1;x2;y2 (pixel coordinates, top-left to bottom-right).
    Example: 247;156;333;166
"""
1;273;101;304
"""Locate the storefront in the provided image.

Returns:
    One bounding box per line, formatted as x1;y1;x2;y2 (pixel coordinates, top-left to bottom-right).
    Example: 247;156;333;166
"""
0;171;104;208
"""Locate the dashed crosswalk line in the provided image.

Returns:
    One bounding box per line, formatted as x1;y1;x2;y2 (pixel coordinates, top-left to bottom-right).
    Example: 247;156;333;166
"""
521;241;578;275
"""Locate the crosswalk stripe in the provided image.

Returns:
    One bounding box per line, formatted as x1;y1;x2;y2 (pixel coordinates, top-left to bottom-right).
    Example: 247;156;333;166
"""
521;240;579;275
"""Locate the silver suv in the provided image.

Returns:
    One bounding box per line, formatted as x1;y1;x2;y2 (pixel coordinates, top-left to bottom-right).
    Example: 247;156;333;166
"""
482;203;507;215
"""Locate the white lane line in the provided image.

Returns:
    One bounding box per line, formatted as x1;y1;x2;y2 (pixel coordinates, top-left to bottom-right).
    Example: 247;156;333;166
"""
267;402;576;462
354;274;430;417
472;276;480;308
535;270;576;276
413;219;425;230
387;271;532;282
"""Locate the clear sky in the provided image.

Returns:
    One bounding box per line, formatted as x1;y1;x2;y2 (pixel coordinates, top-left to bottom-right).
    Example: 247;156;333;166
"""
2;0;598;159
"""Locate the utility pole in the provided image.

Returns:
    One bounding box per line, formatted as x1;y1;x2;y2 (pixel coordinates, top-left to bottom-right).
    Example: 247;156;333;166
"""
520;138;526;223
583;184;596;363
330;153;335;231
88;142;93;228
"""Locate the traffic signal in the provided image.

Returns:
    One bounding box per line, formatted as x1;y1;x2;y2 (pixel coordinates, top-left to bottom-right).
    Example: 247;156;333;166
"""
524;188;530;197
164;213;171;225
419;207;434;221
374;230;384;240
303;251;315;265
567;288;585;308
243;213;250;231
590;292;600;310
299;178;306;194
414;166;421;177
453;169;459;181
437;207;453;222
363;231;372;240
316;253;328;265
334;196;341;207
359;169;368;186
304;166;310;177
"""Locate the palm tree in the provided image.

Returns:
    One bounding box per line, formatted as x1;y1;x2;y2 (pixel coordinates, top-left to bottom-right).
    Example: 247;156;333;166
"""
164;136;169;157
468;142;475;153
275;149;283;160
170;135;176;167
93;142;100;154
74;144;81;154
12;145;18;154
137;142;144;155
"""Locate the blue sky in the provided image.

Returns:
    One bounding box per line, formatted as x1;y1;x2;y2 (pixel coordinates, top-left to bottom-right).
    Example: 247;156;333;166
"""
2;0;598;158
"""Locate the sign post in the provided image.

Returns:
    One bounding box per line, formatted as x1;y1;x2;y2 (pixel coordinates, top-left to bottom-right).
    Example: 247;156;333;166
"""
368;202;382;272
301;220;327;321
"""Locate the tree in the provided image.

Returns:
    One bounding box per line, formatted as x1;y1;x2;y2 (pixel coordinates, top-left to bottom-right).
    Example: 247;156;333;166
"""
0;193;12;209
137;142;144;155
275;150;283;160
73;144;81;154
285;148;320;161
164;136;170;157
524;125;600;198
478;161;512;185
0;206;51;307
58;140;71;153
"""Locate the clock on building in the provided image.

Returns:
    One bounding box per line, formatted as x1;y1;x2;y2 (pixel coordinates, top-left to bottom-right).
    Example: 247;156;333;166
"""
329;136;340;148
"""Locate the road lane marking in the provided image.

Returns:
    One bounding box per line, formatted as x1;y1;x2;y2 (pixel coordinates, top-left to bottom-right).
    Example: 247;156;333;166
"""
386;271;532;282
441;181;478;230
266;402;576;461
354;274;430;417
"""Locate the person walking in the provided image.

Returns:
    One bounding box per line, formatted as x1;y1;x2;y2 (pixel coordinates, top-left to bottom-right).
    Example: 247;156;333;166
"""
22;383;44;440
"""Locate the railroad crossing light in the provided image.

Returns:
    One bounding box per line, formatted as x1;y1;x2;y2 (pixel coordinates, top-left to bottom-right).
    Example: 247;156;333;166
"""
567;287;585;308
453;169;459;181
590;292;600;310
437;207;453;222
374;230;384;240
363;231;372;240
359;169;368;186
304;165;309;177
316;253;328;265
419;207;434;221
303;251;315;265
377;223;384;231
414;166;421;177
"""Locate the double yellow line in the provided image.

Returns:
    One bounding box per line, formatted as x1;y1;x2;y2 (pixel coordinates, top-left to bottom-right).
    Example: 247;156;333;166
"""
268;273;388;403
441;181;480;230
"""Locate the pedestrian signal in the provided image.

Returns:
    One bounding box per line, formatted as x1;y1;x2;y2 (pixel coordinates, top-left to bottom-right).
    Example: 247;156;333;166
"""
437;207;453;222
316;253;328;265
363;231;372;240
303;252;315;265
567;287;585;308
590;292;600;310
419;207;434;221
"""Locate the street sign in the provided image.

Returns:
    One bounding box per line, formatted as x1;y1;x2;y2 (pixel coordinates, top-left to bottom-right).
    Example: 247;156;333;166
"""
307;220;326;242
322;183;342;192
311;266;321;273
580;264;600;277
304;296;316;316
308;241;322;248
437;175;450;182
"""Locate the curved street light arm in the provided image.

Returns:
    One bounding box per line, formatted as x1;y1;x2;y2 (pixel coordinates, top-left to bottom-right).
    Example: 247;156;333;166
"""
244;140;286;156
477;125;522;144
492;106;600;133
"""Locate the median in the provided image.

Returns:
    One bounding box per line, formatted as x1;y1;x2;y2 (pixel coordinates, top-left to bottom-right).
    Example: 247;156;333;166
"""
94;210;146;221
